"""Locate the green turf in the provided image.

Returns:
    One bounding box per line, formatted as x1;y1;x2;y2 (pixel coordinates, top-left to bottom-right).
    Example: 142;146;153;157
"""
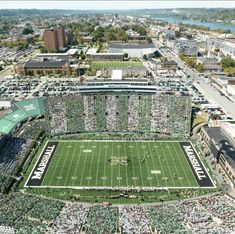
90;61;143;70
41;141;198;188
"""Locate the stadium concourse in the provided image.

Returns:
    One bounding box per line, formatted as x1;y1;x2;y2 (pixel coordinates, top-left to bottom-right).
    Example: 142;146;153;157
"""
0;192;234;233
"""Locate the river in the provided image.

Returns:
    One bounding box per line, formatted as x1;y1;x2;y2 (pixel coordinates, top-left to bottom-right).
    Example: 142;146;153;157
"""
153;16;235;33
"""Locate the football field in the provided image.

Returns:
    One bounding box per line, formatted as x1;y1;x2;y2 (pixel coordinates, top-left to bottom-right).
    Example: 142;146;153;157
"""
26;140;215;189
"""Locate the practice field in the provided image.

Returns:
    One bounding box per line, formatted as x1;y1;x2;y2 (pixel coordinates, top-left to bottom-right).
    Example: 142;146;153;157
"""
26;140;215;189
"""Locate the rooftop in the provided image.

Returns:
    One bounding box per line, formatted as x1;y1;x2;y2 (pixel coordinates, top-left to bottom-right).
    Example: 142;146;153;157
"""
25;60;67;68
205;126;235;166
109;42;156;49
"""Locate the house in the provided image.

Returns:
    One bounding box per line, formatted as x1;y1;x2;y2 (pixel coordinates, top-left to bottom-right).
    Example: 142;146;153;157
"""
197;58;223;73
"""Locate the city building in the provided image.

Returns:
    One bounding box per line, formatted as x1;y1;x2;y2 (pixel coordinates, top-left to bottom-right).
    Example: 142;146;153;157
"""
197;57;223;73
43;28;66;52
108;42;157;58
173;39;198;57
200;126;235;186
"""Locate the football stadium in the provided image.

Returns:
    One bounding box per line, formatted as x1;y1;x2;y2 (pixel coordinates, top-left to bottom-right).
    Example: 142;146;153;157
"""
0;80;215;195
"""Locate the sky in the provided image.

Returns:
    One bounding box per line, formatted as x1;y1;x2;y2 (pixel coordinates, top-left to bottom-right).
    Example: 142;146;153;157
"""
0;1;235;10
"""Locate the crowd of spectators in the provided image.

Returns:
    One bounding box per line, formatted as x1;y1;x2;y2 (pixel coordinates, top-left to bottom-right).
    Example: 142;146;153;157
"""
45;93;191;137
106;95;117;132
0;137;32;175
45;96;68;135
0;193;64;233
128;95;140;131
120;206;150;233
148;194;235;233
52;203;90;234
0;193;234;233
94;95;107;131
84;95;96;131
19;120;46;139
85;205;118;233
138;95;152;131
65;95;85;133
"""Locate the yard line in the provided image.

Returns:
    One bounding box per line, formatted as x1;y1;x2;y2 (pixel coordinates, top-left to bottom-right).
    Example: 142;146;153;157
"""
141;142;153;187
71;143;83;187
63;143;78;186
79;141;90;186
103;141;108;187
111;141;113;187
118;142;121;187
159;142;176;187
177;142;200;187
130;146;137;187
55;143;72;186
47;142;67;186
165;143;184;187
147;141;160;186
152;141;167;187
123;141;129;186
95;142;101;186
135;141;144;187
171;142;192;186
87;142;96;187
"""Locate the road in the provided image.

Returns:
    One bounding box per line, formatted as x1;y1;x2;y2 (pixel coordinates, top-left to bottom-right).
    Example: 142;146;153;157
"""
195;81;235;118
153;38;235;119
152;39;201;81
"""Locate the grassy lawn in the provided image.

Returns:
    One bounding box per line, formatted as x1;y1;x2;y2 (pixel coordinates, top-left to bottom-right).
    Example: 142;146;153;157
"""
90;61;143;70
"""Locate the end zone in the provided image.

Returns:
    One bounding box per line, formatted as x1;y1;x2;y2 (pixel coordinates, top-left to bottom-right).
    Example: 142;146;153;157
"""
180;142;215;188
25;141;58;187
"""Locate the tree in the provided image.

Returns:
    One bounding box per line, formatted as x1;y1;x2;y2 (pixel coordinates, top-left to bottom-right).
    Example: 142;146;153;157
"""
186;34;193;40
22;27;34;35
143;54;148;61
147;37;152;43
175;30;181;38
196;64;205;73
80;54;86;60
123;53;128;59
221;56;235;69
224;67;235;76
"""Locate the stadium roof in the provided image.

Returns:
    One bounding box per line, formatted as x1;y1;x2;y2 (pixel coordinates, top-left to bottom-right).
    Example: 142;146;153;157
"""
0;97;45;135
4;109;28;123
0;118;16;135
14;97;45;118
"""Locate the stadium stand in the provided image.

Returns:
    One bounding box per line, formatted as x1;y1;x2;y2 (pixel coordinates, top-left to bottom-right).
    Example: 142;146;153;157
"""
84;95;96;131
0;193;234;233
0;137;33;175
52;204;90;234
94;95;107;131
119;206;150;233
116;95;129;131
85;205;118;233
44;93;191;137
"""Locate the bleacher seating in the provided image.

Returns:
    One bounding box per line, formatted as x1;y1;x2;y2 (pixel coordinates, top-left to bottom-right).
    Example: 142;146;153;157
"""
44;93;191;137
